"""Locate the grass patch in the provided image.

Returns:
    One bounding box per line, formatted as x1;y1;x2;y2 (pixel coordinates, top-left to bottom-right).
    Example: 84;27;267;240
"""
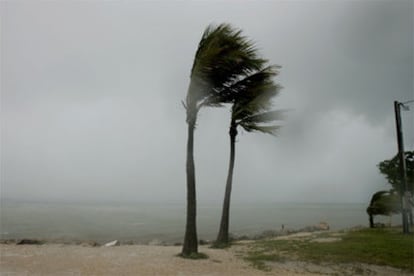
245;250;286;271
245;228;414;271
210;241;231;249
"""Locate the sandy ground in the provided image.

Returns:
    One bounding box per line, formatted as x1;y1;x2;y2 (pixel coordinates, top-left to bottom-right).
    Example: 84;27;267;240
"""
0;243;306;276
1;238;412;275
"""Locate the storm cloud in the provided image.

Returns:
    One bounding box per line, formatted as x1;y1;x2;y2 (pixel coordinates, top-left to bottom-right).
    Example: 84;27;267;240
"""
1;0;413;204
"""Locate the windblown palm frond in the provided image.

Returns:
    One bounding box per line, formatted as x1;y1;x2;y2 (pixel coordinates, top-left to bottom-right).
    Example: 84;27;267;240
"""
191;24;265;82
239;124;281;135
237;110;284;136
232;83;280;116
187;23;266;111
226;65;283;136
208;65;280;108
239;110;285;124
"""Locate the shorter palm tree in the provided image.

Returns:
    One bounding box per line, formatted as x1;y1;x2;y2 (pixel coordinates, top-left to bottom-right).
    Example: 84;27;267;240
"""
366;190;401;228
214;65;283;247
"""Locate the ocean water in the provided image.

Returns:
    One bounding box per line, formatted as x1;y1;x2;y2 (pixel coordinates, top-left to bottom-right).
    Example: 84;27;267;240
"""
0;200;389;243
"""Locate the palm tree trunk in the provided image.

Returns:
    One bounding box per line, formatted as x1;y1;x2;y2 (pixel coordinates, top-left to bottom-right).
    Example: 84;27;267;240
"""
182;117;198;256
215;122;237;246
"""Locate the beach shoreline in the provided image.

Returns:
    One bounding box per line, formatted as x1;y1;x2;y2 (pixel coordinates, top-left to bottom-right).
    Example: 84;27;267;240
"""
2;227;412;276
0;221;346;247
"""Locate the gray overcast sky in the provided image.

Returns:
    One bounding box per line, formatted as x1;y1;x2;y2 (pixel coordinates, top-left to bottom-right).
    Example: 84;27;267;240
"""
1;0;413;204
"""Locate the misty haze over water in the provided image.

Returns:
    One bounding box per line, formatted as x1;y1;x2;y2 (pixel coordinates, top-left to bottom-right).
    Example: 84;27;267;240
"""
1;200;383;244
2;0;413;206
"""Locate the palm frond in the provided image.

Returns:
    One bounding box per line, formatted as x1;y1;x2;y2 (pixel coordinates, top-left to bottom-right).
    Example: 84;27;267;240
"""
212;65;280;105
238;110;286;125
239;123;281;136
224;65;283;137
187;23;266;107
232;82;282;120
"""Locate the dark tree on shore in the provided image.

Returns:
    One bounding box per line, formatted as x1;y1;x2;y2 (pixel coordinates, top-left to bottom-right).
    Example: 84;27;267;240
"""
378;151;414;195
214;65;283;247
366;190;401;228
182;23;265;257
378;151;414;225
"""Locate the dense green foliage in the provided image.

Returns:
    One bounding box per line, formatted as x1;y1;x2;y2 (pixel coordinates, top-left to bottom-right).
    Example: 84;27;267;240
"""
245;228;414;272
378;151;414;194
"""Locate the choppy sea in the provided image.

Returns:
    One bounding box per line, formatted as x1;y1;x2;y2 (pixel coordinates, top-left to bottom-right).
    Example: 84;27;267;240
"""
0;200;393;243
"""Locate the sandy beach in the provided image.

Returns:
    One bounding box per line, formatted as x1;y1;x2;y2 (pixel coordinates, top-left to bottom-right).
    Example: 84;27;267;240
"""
1;239;412;276
0;243;287;276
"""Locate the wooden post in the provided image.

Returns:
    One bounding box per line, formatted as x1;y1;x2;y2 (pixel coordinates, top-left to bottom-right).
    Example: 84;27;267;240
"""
394;101;410;234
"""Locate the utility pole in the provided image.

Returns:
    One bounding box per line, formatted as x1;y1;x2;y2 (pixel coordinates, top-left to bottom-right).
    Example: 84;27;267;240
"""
394;100;410;234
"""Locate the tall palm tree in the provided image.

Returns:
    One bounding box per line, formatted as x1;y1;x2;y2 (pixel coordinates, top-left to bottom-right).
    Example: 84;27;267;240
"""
214;65;283;247
182;23;265;256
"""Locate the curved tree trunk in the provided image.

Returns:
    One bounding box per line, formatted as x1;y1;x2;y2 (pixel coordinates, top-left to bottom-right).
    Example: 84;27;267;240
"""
369;214;374;228
215;122;237;246
182;118;198;256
